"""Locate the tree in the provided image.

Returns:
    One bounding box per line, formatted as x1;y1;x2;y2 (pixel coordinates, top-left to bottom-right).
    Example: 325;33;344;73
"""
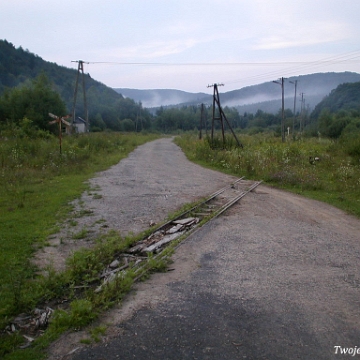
119;118;135;132
318;109;354;138
0;73;67;131
90;113;106;132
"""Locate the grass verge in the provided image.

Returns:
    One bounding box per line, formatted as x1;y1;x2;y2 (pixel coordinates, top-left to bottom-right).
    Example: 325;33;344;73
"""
174;133;360;218
0;131;161;359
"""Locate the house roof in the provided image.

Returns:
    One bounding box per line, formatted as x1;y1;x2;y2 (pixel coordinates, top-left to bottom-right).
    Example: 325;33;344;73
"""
74;117;86;124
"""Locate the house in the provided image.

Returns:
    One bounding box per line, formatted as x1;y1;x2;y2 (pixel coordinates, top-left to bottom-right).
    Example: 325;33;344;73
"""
73;117;87;133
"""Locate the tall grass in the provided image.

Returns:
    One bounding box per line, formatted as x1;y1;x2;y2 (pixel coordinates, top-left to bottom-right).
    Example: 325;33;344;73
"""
175;133;360;217
0;129;160;358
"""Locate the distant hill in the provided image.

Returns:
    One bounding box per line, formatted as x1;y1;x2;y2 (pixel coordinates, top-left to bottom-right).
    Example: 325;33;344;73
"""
233;72;360;114
2;37;360;128
114;88;209;108
0;39;123;116
115;72;360;114
234;94;326;115
0;39;154;131
311;81;360;119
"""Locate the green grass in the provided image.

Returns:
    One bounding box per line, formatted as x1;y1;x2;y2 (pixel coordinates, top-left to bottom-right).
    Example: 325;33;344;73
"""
0;130;160;359
72;227;89;239
2;129;359;359
175;133;360;217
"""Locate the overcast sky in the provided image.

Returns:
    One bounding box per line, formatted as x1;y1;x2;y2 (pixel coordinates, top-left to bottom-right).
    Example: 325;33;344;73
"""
1;0;360;93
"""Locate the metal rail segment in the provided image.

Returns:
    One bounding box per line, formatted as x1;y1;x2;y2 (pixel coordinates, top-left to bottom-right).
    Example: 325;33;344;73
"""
96;178;263;291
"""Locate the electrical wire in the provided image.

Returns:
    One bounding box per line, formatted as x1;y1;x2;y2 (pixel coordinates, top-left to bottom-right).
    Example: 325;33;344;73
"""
82;48;360;90
225;49;360;86
86;59;360;67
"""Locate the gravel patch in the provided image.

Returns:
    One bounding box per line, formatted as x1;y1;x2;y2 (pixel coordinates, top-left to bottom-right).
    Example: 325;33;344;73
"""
46;137;360;360
33;137;236;272
67;187;360;360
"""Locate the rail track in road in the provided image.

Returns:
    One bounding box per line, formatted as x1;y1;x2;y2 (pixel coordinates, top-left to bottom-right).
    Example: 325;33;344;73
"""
96;178;262;291
9;178;262;343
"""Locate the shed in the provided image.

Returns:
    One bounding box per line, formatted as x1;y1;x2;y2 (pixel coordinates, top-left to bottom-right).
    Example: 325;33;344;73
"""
73;117;87;133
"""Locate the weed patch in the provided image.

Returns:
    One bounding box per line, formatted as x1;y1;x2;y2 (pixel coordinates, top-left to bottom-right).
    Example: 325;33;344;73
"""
175;133;360;217
0;131;160;359
72;228;89;240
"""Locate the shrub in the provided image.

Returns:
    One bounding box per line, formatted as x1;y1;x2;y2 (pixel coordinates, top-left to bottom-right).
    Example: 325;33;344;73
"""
50;299;96;331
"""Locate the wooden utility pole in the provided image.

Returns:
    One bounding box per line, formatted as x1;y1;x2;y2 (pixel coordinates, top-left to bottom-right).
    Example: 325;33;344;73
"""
289;80;298;136
208;83;242;148
273;77;286;142
299;92;305;133
71;60;89;133
209;83;224;144
204;104;208;136
199;103;204;139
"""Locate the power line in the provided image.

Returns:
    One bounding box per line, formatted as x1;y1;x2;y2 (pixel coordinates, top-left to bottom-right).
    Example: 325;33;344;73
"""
83;49;360;68
80;48;360;91
85;59;360;67
225;49;360;86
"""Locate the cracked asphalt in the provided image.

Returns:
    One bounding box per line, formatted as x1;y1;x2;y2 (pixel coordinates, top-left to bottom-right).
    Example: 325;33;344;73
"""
48;138;360;360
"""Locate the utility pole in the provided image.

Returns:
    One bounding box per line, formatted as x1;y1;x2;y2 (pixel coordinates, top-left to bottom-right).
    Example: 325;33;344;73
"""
204;104;208;136
199;103;205;139
71;60;89;133
207;83;242;148
299;92;305;133
273;77;286;142
289;80;298;137
209;83;225;145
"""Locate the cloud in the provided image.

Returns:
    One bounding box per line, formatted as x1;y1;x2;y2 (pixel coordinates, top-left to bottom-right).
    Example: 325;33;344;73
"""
101;38;200;60
253;21;351;50
2;0;360;93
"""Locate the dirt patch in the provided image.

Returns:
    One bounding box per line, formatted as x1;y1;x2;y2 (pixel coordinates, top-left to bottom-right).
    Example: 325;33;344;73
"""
33;137;236;272
44;138;360;360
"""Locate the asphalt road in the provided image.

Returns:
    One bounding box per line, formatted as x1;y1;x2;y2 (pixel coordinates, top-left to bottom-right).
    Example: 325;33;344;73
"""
69;184;360;360
45;138;360;360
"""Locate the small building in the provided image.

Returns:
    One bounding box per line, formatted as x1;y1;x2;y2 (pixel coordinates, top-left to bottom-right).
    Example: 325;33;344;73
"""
73;117;87;133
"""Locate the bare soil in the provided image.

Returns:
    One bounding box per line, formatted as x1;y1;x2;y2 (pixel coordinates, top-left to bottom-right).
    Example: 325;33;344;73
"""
33;137;236;272
45;138;360;360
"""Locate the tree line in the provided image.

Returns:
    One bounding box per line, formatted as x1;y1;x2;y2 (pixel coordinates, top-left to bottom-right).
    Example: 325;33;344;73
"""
1;73;359;142
1;40;360;140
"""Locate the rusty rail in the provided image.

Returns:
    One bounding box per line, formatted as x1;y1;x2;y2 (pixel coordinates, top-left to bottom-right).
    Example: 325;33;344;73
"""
96;178;262;290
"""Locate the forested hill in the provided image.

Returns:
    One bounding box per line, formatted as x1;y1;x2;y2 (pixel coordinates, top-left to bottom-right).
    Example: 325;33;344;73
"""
311;81;360;119
0;40;121;106
117;72;360;114
0;39;153;131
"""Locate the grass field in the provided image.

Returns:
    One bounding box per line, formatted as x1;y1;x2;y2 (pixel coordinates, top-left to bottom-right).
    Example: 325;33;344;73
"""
0;130;160;358
175;133;360;218
1;129;359;358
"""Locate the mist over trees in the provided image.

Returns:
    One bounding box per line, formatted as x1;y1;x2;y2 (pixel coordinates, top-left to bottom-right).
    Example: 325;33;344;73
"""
1;39;360;144
310;82;360;139
311;82;360;118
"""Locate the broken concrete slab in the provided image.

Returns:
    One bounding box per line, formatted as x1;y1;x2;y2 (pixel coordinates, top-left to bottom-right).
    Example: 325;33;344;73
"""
144;232;184;253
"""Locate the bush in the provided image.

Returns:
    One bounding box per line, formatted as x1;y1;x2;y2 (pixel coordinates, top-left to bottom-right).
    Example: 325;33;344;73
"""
340;120;360;160
0;73;67;131
50;299;96;331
